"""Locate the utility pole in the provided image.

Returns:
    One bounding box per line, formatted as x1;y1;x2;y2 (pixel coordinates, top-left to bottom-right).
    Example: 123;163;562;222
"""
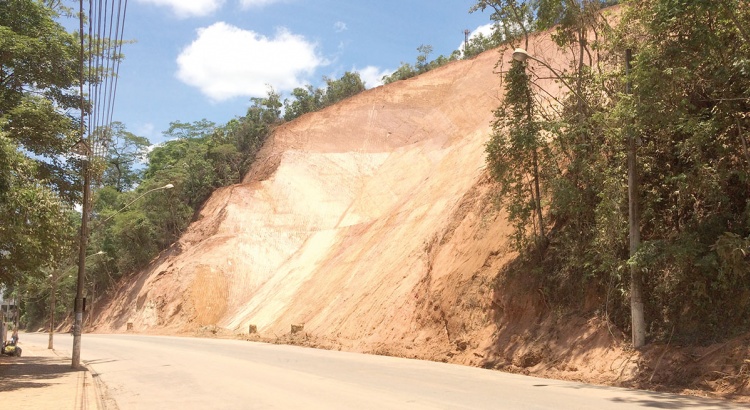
48;276;56;349
627;48;645;348
72;0;88;368
464;29;470;56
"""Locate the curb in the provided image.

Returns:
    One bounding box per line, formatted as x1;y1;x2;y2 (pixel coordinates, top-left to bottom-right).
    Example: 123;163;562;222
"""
80;361;101;409
47;348;102;410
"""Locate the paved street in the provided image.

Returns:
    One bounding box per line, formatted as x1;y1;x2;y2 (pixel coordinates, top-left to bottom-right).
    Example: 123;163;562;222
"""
20;332;744;409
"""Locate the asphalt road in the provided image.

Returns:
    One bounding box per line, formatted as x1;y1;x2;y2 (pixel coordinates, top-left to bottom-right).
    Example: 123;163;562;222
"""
21;332;742;409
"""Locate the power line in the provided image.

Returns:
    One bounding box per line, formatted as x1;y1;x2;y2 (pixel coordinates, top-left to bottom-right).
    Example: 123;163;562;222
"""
84;0;129;166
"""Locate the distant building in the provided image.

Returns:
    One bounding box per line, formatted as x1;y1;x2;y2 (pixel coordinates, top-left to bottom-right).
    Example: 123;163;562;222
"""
0;286;17;324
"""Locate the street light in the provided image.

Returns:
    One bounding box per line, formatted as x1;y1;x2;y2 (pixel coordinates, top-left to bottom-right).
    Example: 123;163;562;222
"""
512;47;589;109
71;182;173;368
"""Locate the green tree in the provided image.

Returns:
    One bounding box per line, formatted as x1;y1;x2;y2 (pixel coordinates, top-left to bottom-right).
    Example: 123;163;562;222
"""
101;122;150;192
486;60;550;250
283;73;365;121
0;133;77;284
470;0;534;48
321;71;366;107
615;0;750;341
283;85;323;121
382;45;461;84
0;0;82;201
144;119;216;180
463;32;501;59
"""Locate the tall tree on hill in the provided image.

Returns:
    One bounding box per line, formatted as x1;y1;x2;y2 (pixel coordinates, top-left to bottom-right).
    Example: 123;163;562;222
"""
478;0;650;346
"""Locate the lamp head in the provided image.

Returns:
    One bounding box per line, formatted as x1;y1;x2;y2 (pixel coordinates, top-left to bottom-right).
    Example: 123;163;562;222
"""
512;48;530;63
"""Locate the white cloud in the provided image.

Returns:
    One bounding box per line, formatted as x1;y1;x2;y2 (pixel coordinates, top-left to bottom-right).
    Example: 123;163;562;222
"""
135;0;224;18
334;21;348;33
472;23;495;38
356;66;392;89
176;22;326;101
239;0;284;8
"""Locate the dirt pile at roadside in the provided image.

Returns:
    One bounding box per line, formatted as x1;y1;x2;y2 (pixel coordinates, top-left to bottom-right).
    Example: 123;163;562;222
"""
93;12;750;401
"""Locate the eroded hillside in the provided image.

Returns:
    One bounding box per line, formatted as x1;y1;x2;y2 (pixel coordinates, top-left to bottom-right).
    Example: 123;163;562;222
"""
97;41;512;356
93;17;750;400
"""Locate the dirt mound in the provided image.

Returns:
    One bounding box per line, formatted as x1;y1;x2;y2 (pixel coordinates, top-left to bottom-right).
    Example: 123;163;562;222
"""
93;16;750;402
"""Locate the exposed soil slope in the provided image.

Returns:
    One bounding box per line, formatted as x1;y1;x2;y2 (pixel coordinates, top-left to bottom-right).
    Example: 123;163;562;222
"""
94;12;750;400
96;35;515;340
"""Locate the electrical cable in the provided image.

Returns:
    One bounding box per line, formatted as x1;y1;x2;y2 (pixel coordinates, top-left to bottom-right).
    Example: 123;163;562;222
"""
82;0;129;166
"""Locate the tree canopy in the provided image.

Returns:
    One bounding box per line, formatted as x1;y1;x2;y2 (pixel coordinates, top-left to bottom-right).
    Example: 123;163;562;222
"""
481;0;750;344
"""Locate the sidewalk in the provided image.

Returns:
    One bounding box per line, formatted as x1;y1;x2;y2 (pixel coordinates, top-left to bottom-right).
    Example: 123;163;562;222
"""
0;341;100;410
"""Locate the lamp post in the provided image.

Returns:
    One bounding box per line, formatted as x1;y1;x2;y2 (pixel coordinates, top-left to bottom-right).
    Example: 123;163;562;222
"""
70;183;173;367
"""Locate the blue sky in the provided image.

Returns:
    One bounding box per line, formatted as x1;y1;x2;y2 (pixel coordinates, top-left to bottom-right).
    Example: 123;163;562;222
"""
105;0;494;145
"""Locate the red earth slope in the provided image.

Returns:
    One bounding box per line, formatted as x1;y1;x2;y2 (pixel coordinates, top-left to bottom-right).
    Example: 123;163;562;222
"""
96;40;514;352
94;11;750;399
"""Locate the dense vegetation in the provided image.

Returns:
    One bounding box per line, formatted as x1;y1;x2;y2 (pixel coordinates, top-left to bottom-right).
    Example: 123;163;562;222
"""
482;0;749;344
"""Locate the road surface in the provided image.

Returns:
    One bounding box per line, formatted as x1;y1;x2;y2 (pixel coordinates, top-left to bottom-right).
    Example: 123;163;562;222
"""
22;332;741;409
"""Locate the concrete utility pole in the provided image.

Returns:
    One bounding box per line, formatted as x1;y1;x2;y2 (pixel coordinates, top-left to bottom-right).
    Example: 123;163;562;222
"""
626;48;645;348
48;274;56;349
72;0;88;368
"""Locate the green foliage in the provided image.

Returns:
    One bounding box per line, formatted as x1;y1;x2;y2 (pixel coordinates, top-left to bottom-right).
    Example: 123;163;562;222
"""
1;0;125;203
470;0;534;47
616;0;750;341
0;0;82;202
321;72;366;106
463;32;501;59
382;45;463;84
484;0;750;343
283;72;365;121
283;85;323;121
102;122;150;192
0;134;77;284
486;60;551;250
0;0;127;291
